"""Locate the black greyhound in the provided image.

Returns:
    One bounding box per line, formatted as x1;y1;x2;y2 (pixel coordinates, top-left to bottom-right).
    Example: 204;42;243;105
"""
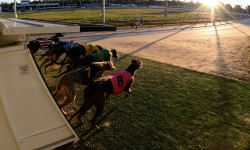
39;41;79;73
68;59;143;129
27;33;64;54
53;48;119;78
53;44;104;73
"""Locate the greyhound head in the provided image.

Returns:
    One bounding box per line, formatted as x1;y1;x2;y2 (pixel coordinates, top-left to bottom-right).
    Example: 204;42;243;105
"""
27;40;40;54
49;33;64;43
54;33;64;38
107;61;116;70
131;59;143;70
92;61;116;71
111;49;119;59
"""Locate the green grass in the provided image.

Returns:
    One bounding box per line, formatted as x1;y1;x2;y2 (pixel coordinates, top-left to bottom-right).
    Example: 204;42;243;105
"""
0;8;223;24
36;54;250;150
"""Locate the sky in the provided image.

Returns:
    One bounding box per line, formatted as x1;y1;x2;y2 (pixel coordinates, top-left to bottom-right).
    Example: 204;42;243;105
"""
0;0;249;7
185;0;249;7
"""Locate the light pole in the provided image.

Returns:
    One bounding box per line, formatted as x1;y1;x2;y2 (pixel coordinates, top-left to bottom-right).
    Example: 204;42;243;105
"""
102;0;105;23
14;0;17;18
165;0;168;22
196;0;199;22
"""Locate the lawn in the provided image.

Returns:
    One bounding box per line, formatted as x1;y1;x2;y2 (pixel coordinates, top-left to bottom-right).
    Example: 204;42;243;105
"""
0;8;224;25
35;53;250;150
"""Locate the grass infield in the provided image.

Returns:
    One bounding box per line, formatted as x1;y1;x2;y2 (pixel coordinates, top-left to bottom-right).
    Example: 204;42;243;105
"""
0;8;223;25
35;53;250;150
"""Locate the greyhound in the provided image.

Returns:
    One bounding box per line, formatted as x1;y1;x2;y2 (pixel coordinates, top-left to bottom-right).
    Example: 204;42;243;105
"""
53;44;105;73
27;33;64;54
68;59;143;129
53;48;119;78
54;61;116;114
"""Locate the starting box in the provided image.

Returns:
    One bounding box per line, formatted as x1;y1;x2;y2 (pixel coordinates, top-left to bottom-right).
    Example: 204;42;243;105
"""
0;18;80;150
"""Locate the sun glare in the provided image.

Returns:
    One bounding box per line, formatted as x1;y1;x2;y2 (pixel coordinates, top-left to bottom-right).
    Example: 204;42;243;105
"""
200;0;219;7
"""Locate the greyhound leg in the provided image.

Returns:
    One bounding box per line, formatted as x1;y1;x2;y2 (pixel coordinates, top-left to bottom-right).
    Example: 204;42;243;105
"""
68;101;93;123
40;57;50;70
77;102;94;123
60;97;74;115
60;87;76;115
44;60;55;74
58;61;69;73
91;92;105;129
38;49;52;62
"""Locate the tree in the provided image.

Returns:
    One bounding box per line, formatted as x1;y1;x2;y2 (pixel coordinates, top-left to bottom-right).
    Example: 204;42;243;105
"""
224;3;233;12
246;5;250;14
234;5;242;13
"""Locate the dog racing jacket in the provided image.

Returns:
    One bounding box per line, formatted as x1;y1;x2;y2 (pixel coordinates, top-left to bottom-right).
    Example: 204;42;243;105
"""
91;49;111;62
82;44;100;56
63;42;80;52
36;37;54;50
107;71;134;95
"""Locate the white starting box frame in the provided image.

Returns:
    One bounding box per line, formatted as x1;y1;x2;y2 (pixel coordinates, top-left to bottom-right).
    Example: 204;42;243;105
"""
0;18;80;150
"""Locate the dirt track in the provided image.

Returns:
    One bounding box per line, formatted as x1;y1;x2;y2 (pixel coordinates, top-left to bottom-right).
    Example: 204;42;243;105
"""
61;19;250;82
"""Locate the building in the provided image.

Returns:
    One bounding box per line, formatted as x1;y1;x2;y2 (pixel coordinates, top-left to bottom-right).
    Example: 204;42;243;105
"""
20;0;30;5
17;1;59;11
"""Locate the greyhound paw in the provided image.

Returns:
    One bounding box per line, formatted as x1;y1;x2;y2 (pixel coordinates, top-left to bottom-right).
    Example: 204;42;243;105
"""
77;117;85;124
94;125;101;130
62;109;68;115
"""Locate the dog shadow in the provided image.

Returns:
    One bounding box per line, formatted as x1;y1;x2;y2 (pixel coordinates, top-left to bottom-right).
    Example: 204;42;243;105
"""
71;107;118;145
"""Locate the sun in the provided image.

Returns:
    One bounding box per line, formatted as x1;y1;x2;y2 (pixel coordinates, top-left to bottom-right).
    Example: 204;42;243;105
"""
200;0;219;7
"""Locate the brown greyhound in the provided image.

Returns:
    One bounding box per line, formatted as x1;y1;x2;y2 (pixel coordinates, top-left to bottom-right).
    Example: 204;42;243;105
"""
54;61;116;114
68;59;143;129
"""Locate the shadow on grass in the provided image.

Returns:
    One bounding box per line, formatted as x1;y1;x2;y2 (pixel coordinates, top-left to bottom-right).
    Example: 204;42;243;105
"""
71;107;118;147
213;25;243;148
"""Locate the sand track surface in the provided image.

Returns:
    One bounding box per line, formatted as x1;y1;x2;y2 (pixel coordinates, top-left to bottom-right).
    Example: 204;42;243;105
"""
41;19;250;82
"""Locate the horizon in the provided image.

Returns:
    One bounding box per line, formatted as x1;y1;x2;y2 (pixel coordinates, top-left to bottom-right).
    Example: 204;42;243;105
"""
0;0;249;7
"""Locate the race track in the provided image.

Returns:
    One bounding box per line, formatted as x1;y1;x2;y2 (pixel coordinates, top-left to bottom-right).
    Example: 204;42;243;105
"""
61;18;250;82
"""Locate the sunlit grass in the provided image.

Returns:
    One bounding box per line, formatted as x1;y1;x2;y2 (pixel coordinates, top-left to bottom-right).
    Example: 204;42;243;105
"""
35;54;250;150
0;8;226;24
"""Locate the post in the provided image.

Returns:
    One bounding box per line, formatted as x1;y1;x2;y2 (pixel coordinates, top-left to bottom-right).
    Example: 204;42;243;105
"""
213;5;215;25
102;0;105;24
196;0;199;24
14;0;17;18
165;0;168;22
